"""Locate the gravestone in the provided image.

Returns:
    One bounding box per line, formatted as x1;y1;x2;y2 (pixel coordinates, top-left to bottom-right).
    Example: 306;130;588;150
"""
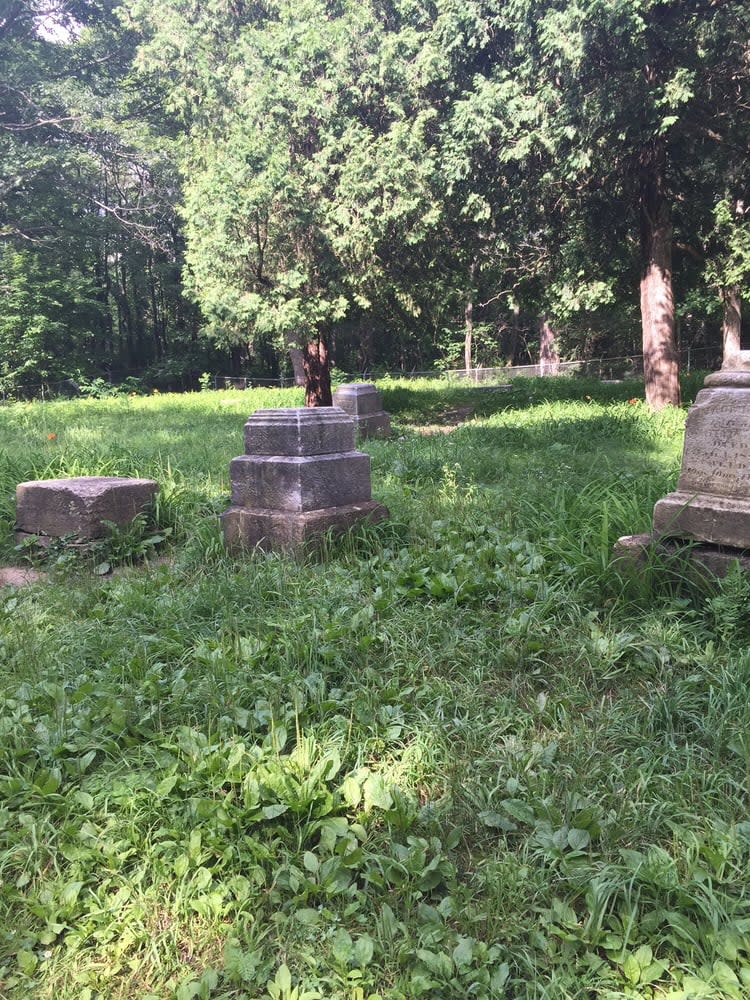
615;353;750;576
221;407;388;552
652;357;750;548
16;476;158;543
331;383;391;439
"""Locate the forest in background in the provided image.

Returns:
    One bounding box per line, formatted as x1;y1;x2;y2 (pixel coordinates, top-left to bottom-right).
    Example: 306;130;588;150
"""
1;0;749;404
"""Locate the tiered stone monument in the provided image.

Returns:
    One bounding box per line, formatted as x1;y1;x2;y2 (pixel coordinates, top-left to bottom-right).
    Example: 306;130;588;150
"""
331;383;391;439
221;407;388;552
15;476;158;544
616;353;750;575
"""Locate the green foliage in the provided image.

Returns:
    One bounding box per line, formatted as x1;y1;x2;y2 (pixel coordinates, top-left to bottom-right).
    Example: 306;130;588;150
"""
0;248;103;390
4;0;748;385
707;198;750;293
130;0;443;357
0;0;214;388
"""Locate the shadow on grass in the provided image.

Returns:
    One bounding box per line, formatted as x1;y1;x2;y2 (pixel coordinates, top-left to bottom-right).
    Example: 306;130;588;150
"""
448;408;677;455
381;371;707;425
372;402;683;470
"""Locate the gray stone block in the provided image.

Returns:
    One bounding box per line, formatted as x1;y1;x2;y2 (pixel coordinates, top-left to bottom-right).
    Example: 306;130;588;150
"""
352;412;391;438
653;492;750;549
224;404;388;554
614;533;750;580
332;383;392;438
333;383;383;416
243;407;355;456
221;500;389;552
612;533;654;569
229;452;372;512
16;476;158;539
620;361;750;579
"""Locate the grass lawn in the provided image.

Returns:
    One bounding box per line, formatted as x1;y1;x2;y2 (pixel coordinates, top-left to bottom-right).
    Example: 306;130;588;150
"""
1;374;749;1000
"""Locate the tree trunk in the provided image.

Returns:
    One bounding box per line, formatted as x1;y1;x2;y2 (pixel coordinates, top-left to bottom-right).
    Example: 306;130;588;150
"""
722;285;742;366
289;349;306;385
118;255;135;367
284;331;306;385
464;262;476;373
147;251;164;360
303;330;332;406
230;344;243;376
464;292;473;373
505;298;521;367
639;141;681;409
538;314;560;374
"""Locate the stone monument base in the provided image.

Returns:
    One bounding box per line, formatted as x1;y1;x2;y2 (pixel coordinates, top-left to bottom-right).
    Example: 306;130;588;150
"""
15;476;158;542
652;492;750;550
221;499;389;552
613;533;750;580
349;411;392;438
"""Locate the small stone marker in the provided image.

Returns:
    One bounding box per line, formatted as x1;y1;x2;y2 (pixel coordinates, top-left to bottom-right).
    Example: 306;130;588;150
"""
615;353;750;576
221;407;388;552
15;476;158;542
332;383;391;439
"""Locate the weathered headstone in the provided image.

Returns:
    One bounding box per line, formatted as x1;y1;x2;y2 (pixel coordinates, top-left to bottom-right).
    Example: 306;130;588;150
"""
332;383;391;439
15;476;159;542
615;353;750;576
221;407;388;552
652;357;750;548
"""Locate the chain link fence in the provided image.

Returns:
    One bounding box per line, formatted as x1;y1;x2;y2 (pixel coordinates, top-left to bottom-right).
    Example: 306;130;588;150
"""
0;345;722;401
445;346;721;383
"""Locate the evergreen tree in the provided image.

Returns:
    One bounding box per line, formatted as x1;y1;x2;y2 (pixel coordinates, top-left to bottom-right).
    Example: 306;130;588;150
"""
130;0;448;402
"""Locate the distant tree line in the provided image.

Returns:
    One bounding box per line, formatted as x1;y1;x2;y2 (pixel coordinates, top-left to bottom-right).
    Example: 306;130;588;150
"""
2;0;748;405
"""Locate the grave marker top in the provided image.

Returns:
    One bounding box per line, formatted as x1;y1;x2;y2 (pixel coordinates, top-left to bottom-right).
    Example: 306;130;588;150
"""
332;383;382;416
705;351;750;389
243;407;355;457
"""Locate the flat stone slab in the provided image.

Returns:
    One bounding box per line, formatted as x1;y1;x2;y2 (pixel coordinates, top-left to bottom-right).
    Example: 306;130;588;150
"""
221;500;389;552
16;476;158;540
613;533;750;580
230;451;371;512
243;407;355;457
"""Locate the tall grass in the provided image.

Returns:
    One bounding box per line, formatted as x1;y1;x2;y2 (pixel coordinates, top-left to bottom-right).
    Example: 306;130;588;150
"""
2;376;748;999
